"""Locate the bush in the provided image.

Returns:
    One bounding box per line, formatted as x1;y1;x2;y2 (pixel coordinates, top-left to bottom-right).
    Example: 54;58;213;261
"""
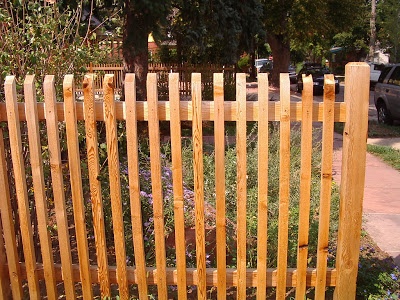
237;54;250;73
0;1;110;97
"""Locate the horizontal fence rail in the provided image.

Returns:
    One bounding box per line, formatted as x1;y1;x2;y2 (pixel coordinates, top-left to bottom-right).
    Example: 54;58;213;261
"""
0;63;369;299
0;102;347;122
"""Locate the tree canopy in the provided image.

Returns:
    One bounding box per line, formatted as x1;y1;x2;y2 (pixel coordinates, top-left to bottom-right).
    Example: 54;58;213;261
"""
263;0;365;85
377;0;400;62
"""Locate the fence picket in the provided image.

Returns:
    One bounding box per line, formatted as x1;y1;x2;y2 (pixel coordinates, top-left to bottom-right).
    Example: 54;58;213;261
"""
147;73;168;298
0;65;369;298
256;73;269;299
315;74;336;298
4;76;41;299
276;73;291;299
295;74;314;299
63;75;94;299
0;208;10;299
83;74;111;298
125;74;149;299
0;128;22;299
24;75;58;299
236;73;247;299
169;73;188;299
43;75;76;299
103;74;130;299
214;73;226;299
192;73;207;299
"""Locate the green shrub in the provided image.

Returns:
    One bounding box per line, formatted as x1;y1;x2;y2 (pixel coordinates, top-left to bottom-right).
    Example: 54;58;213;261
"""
0;1;110;97
237;54;250;73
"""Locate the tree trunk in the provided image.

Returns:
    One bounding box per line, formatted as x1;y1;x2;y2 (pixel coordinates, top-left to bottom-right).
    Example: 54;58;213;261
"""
368;0;376;61
249;37;256;80
122;2;149;101
267;33;290;87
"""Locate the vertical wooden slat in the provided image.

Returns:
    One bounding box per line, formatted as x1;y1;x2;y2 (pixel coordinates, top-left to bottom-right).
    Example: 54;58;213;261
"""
191;73;207;299
169;73;188;299
256;73;269;299
334;63;370;299
315;75;335;298
4;76;41;299
276;73;291;299
83;74;111;298
44;75;76;299
63;75;93;299
147;73;168;298
0;206;10;299
295;74;314;298
103;74;129;299
214;73;226;299
125;74;149;299
236;73;247;299
0;128;22;299
24;75;58;300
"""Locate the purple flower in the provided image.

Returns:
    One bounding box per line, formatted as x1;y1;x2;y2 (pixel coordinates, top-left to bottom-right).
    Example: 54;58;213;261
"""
390;273;398;281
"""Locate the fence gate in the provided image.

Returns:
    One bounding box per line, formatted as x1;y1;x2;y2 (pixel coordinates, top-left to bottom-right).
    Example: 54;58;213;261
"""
0;63;369;299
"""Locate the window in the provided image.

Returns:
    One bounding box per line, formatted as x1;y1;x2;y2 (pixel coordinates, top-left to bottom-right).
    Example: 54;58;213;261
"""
388;67;400;86
378;66;393;83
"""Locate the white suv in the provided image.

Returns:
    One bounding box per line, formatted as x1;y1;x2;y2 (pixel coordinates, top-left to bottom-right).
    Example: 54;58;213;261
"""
374;64;400;125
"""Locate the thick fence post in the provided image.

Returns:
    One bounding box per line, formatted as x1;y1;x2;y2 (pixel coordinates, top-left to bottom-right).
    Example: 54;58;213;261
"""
334;62;370;299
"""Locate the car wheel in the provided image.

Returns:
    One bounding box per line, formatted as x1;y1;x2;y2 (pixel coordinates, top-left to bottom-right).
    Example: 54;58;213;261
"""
297;84;302;93
377;103;393;125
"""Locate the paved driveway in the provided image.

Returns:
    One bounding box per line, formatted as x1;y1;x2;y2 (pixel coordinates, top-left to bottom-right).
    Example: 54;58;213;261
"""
248;82;378;122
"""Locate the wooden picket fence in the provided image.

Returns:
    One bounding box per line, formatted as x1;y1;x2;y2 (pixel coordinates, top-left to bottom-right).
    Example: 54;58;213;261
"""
86;63;236;97
0;63;369;299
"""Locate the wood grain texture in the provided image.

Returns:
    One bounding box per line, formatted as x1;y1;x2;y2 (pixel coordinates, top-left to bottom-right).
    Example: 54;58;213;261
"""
17;263;338;287
0;101;348;122
256;73;269;299
169;73;188;300
295;74;314;299
0;128;22;299
83;74;110;298
276;74;291;300
125;73;149;299
0;209;10;299
315;74;335;298
24;75;58;300
63;75;93;299
147;73;168;299
236;73;247;299
334;63;369;299
213;73;226;299
191;73;207;299
43;75;76;299
103;74;129;299
4;76;41;299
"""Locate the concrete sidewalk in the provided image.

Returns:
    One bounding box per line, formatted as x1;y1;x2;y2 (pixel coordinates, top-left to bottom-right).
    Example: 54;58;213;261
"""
333;133;400;266
246;82;400;265
367;137;400;150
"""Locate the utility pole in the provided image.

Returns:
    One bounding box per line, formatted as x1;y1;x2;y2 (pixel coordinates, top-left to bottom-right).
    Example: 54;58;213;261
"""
368;0;376;62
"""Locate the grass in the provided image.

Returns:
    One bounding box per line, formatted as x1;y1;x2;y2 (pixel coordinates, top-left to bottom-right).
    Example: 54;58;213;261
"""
367;144;400;171
334;120;400;138
368;120;400;138
335;120;400;170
